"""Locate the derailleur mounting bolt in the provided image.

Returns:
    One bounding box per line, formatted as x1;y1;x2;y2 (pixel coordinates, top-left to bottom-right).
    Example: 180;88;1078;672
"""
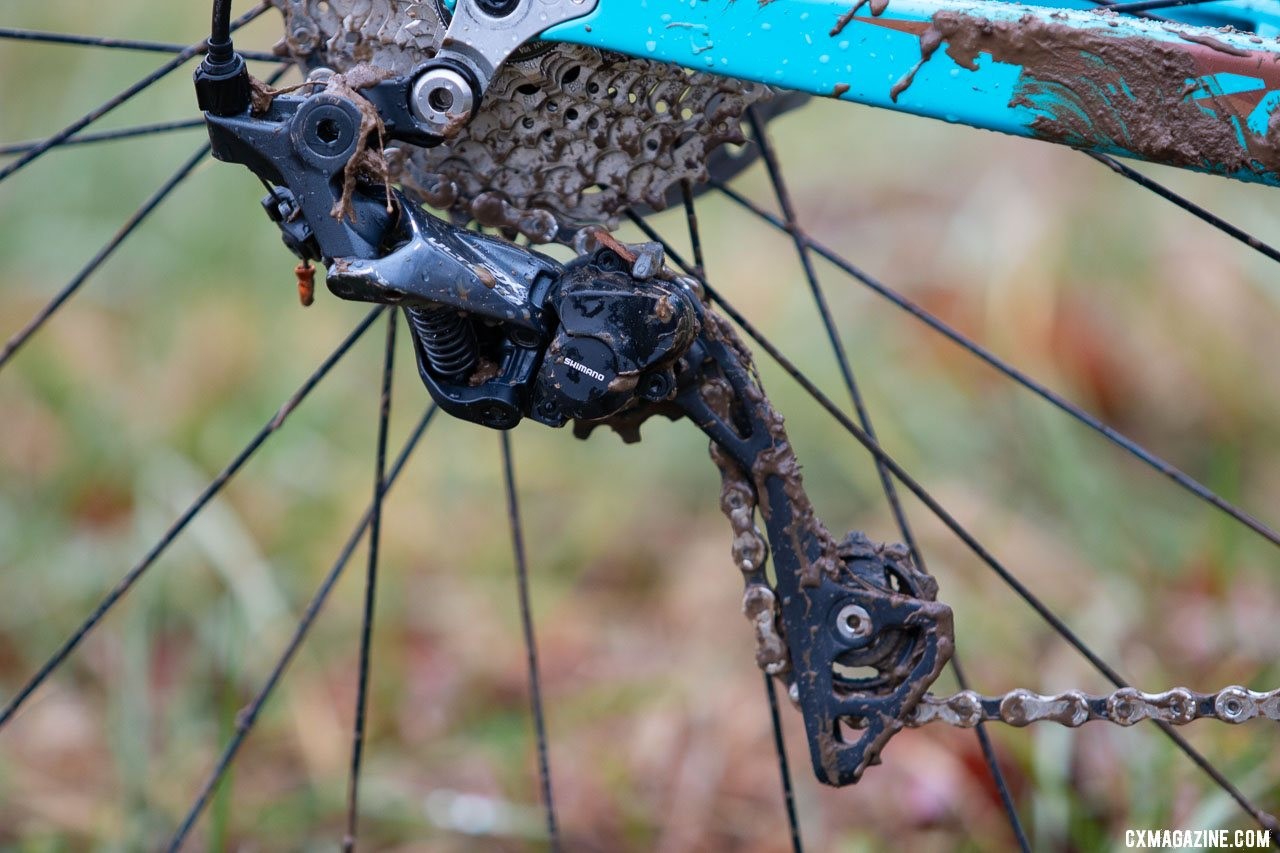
411;67;476;135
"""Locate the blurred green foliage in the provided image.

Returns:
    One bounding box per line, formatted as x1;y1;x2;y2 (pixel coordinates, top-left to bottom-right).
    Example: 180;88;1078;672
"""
2;1;1280;849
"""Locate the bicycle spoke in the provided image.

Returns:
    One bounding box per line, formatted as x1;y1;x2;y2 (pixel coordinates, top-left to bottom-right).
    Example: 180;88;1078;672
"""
951;654;1030;852
680;183;798;845
680;179;707;276
0;27;283;63
678;184;803;851
168;401;439;851
1085;151;1280;266
0;64;292;375
0;119;205;157
745;114;1028;850
713;182;1280;550
746;109;922;561
0;2;269;184
0;307;385;730
500;431;561;850
343;311;397;852
762;675;804;852
0;143;210;371
626;213;1280;836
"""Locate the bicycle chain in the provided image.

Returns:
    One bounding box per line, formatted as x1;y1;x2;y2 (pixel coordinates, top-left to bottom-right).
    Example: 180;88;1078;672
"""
584;239;1280;736
909;685;1280;727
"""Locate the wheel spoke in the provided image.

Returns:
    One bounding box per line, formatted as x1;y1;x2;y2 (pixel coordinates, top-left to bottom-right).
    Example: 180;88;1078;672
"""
0;307;386;730
746;109;922;561
0;27;283;63
343;311;397;851
677;184;804;851
951;655;1030;852
167;401;439;851
745;113;1028;850
1085;151;1280;266
500;431;561;850
763;675;804;852
713;181;1280;550
679;179;707;277
626;213;1280;837
0;2;269;184
0;143;210;371
0;119;205;157
0;64;292;375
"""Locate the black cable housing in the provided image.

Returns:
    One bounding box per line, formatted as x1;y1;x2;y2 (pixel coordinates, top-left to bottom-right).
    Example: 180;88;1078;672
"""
209;0;234;61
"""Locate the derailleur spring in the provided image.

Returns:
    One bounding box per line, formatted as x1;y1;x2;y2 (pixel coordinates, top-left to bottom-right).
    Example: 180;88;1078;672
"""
405;305;479;382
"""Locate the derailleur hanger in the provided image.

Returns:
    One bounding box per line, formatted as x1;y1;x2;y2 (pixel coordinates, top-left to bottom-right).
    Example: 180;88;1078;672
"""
195;0;598;145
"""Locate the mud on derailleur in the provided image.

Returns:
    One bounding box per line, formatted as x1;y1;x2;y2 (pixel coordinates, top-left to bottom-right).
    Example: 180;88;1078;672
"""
199;68;955;785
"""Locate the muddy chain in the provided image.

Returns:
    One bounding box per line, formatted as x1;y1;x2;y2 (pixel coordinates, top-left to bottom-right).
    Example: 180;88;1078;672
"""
710;410;790;679
698;326;1280;731
601;239;1280;734
909;686;1280;728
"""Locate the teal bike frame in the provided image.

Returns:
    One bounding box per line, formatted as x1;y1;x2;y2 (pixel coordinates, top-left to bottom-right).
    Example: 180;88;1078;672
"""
543;0;1280;185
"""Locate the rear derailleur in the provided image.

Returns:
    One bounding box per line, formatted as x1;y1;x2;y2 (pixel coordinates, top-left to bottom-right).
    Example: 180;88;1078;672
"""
197;61;954;785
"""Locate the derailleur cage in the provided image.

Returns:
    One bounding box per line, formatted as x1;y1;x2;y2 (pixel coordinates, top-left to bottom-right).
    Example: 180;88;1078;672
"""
199;57;955;788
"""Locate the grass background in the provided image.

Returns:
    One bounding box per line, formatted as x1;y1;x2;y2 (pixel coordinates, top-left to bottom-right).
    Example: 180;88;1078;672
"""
2;1;1280;849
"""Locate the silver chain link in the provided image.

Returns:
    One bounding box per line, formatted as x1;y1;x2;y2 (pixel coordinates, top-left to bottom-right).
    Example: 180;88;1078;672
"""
908;685;1280;728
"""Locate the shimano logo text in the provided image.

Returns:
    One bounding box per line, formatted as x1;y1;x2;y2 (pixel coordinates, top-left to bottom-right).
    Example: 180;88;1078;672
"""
563;357;606;383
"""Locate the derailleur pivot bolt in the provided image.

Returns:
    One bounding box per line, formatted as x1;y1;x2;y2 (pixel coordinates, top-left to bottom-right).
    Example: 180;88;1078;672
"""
292;96;363;168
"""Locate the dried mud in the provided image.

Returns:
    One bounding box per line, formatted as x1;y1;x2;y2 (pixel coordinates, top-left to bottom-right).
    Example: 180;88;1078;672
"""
889;11;1280;179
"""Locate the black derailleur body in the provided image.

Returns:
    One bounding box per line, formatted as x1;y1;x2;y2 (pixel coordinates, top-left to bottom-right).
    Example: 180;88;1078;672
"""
199;67;954;788
202;80;703;432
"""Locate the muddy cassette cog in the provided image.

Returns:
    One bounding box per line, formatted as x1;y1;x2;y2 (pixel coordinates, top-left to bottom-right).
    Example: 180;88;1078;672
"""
272;0;800;243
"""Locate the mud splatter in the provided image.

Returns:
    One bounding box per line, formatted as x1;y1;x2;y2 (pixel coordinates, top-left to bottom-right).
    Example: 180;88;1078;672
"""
891;12;1280;179
312;66;398;223
890;26;943;103
831;0;889;38
700;312;843;590
467;357;501;386
1176;30;1250;57
471;192;558;243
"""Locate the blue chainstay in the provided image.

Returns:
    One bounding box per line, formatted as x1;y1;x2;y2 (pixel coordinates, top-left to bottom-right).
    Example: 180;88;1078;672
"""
529;0;1280;185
